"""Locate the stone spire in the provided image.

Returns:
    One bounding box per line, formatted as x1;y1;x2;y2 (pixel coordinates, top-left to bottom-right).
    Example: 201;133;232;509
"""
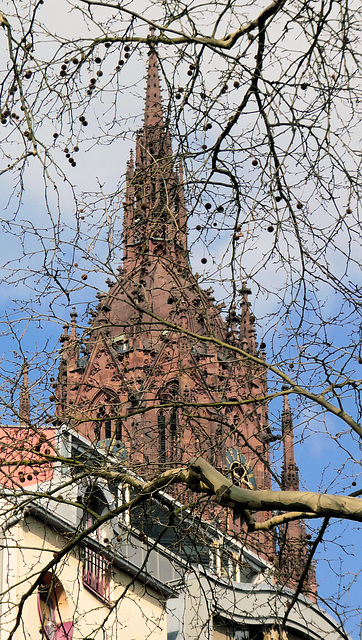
19;360;30;425
70;306;78;341
278;386;318;601
281;387;299;491
239;282;257;355
144;32;164;130
123;38;187;269
55;309;79;420
141;31;172;159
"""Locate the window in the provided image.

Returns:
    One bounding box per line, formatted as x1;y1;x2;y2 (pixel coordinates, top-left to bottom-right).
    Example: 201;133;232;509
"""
39;586;56;640
157;382;179;466
209;540;241;581
158;412;166;466
113;334;129;353
119;484;131;526
210;540;228;578
170;410;177;459
105;419;112;440
83;548;111;603
82;486;109;542
92;393;121;441
115;419;122;441
157;410;178;465
38;575;73;640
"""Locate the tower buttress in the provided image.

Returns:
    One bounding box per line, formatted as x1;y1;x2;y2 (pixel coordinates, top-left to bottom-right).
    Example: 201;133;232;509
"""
178;160;188;252
70;307;78;342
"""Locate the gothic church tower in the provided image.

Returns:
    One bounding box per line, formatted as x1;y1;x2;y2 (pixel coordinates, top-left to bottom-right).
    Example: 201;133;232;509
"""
54;47;295;564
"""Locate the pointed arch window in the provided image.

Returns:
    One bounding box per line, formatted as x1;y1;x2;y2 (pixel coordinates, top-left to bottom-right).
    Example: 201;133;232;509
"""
82;485;109;541
91;391;121;443
39;587;56;640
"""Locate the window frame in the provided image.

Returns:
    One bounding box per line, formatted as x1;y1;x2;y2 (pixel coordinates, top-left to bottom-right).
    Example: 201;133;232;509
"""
82;547;112;604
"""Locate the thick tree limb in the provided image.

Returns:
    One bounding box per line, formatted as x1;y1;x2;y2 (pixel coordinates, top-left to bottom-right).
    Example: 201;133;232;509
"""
187;458;362;523
77;0;286;49
244;509;318;532
92;458;362;525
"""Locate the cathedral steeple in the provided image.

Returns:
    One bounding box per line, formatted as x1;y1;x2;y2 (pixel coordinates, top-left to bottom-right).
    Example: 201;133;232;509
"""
123;40;187;269
144;33;164;130
55;51;277;566
142;31;173;158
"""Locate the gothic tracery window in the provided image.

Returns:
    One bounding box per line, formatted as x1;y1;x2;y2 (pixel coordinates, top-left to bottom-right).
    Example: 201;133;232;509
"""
91;391;120;442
